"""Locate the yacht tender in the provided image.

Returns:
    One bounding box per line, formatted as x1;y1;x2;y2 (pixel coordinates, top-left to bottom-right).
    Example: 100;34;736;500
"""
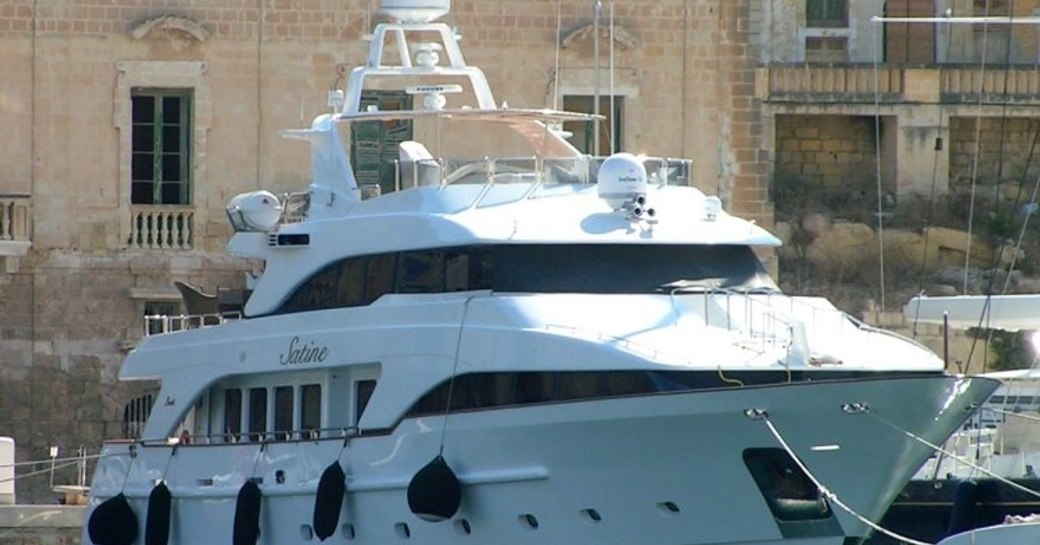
83;3;998;545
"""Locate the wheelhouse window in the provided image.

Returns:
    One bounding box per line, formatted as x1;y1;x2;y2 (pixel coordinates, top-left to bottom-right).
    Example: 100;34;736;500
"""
275;244;775;315
131;89;192;205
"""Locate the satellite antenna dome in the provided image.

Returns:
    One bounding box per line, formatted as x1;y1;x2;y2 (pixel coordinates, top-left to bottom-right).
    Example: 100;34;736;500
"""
226;190;283;232
597;152;648;210
381;0;451;23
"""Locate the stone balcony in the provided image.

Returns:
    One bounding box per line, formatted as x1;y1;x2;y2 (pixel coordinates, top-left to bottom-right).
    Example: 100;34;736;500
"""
0;195;31;271
128;205;195;250
758;64;1040;106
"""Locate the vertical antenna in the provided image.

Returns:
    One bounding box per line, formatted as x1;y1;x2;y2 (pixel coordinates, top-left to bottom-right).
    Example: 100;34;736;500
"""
608;0;616;154
593;0;601;156
552;0;562;110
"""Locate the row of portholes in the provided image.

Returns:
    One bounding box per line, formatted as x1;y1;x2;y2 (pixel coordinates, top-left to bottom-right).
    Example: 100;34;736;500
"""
296;501;683;541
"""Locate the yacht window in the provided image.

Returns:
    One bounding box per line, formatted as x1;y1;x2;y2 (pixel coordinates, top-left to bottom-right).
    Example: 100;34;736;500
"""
405;370;887;417
301;384;322;438
274;386;294;441
336;259;365;307
355;380;377;423
274;244;773;315
364;255;394;304
122;393;155;440
224;389;242;441
491;244;777;293
396;251;444;293
248;388;267;441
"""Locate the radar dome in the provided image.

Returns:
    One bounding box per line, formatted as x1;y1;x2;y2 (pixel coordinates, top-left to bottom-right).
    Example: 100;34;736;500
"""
597;152;648;209
226;191;283;232
381;0;450;23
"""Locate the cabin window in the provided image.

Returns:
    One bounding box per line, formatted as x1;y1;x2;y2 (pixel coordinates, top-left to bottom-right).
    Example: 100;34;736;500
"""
131;89;192;205
364;254;395;303
355;380;377;423
248;388;268;441
274;386;294;440
396;251;445;293
122;393;155;439
301;384;322;438
224;389;242;441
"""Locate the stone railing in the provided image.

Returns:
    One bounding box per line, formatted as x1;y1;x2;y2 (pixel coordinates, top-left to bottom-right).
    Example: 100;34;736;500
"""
763;64;904;102
763;64;1040;106
0;194;31;242
941;66;1040;102
128;205;194;250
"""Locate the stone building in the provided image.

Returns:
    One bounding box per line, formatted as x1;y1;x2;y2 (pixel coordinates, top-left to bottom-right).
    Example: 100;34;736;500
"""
2;0;1039;504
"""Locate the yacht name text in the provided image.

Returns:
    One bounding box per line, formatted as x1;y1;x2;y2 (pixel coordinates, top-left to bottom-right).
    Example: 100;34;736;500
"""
279;336;329;365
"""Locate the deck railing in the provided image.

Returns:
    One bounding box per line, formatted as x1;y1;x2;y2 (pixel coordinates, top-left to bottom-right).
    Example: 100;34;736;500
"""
0;194;31;241
128;205;194;250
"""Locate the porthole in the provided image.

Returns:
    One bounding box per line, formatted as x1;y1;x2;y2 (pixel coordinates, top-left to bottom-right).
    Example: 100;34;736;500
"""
300;524;314;540
395;522;411;539
454;518;472;535
519;513;539;529
580;508;602;523
657;501;681;515
341;523;355;540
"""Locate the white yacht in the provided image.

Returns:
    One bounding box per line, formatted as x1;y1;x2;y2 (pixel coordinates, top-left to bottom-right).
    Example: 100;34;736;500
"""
82;2;999;545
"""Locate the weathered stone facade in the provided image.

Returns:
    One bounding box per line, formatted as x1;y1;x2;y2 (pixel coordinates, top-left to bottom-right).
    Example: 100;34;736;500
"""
0;0;767;503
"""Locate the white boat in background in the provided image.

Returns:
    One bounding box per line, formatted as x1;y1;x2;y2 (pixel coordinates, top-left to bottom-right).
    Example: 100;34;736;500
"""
936;520;1040;545
81;3;998;545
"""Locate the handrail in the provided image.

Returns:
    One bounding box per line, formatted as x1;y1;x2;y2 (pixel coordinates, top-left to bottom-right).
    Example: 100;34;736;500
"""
144;312;242;336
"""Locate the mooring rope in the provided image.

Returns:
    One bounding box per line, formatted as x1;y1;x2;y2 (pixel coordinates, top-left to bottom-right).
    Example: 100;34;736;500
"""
868;410;1040;501
758;412;934;545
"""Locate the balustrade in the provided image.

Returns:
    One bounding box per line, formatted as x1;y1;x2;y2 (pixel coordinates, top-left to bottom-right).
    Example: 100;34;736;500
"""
128;206;194;250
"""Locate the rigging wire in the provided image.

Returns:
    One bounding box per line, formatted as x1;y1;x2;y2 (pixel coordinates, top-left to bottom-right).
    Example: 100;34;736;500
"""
962;1;994;295
551;0;562;111
910;16;955;340
608;0;615;154
871;19;886;312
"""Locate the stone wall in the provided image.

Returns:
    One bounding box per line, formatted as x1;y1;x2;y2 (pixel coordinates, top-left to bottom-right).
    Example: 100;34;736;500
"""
774;114;881;209
949;117;1040;192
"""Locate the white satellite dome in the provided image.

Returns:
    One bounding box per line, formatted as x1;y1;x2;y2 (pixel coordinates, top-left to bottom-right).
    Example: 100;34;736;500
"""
597;152;648;210
226;190;283;232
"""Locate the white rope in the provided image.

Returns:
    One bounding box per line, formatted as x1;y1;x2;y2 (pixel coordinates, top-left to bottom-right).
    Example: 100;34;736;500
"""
987;406;1040;424
0;460;84;484
760;415;934;545
869;411;1040;501
0;452;104;469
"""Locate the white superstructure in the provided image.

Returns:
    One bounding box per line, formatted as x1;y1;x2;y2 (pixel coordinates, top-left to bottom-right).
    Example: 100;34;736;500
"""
82;4;998;545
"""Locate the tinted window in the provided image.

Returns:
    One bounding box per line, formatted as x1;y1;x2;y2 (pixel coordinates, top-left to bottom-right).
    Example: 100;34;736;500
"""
301;384;321;438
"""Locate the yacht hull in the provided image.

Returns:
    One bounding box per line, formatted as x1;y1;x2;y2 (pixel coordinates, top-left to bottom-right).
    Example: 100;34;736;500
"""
84;375;996;545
